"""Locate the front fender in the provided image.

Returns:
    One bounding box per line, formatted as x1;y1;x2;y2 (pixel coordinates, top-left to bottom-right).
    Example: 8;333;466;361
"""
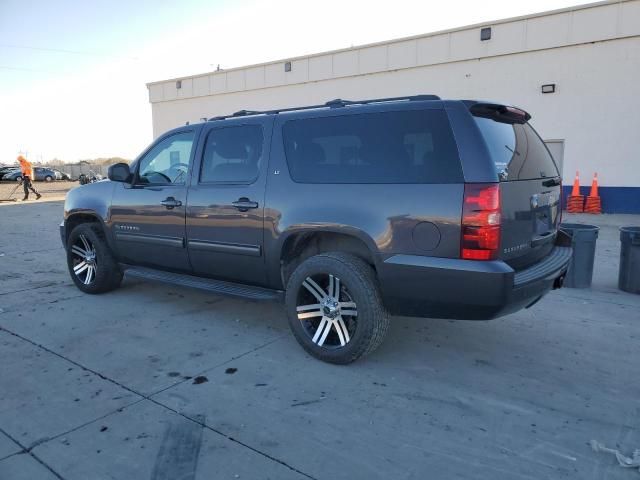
63;181;116;247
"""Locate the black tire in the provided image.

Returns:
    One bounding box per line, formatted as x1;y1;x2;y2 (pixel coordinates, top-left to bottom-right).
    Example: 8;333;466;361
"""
285;252;390;364
44;175;53;182
66;223;122;294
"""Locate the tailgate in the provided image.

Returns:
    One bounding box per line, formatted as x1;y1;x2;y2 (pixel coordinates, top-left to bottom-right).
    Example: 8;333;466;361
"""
500;179;561;269
472;109;561;270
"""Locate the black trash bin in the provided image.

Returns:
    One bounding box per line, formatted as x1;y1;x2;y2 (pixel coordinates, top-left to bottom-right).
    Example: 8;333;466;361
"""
619;226;640;294
560;223;599;288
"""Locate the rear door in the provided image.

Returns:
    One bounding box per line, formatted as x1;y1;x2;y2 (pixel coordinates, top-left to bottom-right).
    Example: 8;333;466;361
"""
185;117;272;286
473;115;561;270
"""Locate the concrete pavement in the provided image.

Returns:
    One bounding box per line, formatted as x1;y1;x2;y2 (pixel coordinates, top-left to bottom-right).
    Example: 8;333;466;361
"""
0;200;639;479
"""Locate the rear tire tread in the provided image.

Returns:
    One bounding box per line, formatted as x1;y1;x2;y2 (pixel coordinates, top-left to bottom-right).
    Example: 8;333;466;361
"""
285;252;390;364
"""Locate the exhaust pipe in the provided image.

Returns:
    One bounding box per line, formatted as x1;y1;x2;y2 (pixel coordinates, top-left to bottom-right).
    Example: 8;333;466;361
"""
553;274;565;290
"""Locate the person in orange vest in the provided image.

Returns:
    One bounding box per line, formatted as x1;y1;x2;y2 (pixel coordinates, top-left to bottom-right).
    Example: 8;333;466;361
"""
17;155;41;201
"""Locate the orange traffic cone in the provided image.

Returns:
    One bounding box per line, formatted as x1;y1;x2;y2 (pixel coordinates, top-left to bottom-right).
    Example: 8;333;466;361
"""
571;171;580;197
566;171;584;213
584;172;602;214
590;173;599;197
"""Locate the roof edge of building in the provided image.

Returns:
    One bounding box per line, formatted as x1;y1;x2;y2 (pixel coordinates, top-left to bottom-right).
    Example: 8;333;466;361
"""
146;0;624;87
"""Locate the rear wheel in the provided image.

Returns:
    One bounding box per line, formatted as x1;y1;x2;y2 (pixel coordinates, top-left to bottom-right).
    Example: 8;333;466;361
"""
66;223;122;294
44;175;53;182
285;252;390;364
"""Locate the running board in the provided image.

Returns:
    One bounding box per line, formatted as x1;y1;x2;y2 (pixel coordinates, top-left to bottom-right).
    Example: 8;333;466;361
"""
123;266;283;302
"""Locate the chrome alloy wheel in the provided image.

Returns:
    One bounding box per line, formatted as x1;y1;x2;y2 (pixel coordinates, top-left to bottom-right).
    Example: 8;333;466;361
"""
71;234;97;285
296;274;358;348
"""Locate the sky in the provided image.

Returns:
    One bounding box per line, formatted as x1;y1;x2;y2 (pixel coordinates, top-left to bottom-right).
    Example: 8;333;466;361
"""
0;0;593;164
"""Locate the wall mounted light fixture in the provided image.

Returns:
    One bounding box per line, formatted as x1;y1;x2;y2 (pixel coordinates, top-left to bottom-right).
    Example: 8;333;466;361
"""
541;84;556;94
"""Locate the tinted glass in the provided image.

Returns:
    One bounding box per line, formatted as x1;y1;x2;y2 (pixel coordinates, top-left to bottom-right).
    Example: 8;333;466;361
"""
200;125;263;183
138;131;194;184
283;110;462;184
473;117;559;181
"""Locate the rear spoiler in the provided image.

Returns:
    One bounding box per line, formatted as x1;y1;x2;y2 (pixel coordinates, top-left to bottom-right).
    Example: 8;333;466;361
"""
468;102;531;124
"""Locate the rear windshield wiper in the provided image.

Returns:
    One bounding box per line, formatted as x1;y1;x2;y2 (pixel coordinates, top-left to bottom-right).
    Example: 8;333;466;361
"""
504;145;520;156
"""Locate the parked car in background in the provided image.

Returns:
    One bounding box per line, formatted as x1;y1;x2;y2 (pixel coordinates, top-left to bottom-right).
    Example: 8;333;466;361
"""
5;166;57;182
4;170;22;181
0;166;19;180
35;167;57;182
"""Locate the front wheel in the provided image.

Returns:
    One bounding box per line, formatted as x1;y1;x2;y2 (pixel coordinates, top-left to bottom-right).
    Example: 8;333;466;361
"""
44;175;53;182
66;223;122;294
285;252;390;364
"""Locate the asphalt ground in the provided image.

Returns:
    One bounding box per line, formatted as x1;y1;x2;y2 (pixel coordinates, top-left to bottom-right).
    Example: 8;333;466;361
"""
0;200;639;480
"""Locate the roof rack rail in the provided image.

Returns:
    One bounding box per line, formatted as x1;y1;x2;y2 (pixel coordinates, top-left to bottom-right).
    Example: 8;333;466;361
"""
325;94;440;108
232;109;263;117
208;94;440;121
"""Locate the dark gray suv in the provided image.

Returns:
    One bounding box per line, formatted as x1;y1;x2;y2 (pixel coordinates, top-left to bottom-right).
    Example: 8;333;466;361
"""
61;95;571;364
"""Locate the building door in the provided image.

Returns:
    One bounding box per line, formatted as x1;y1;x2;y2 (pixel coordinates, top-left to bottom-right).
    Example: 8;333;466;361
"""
545;140;565;180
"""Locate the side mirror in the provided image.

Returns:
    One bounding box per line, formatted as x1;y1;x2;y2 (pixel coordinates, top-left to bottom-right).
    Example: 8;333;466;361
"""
107;163;131;183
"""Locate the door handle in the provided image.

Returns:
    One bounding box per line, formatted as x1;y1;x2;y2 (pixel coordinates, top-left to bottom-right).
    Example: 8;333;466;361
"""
232;198;259;212
161;197;182;209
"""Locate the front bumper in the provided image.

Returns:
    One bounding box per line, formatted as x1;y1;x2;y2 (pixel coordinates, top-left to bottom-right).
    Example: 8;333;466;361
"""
59;222;66;248
378;245;572;320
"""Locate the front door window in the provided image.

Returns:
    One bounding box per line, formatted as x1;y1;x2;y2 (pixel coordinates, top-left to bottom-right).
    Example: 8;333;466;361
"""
137;131;195;184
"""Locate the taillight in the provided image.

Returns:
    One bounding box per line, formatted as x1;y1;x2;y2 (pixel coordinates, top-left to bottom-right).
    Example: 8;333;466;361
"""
461;183;501;260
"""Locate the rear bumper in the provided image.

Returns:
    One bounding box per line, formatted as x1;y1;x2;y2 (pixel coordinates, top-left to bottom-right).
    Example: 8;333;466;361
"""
378;246;572;319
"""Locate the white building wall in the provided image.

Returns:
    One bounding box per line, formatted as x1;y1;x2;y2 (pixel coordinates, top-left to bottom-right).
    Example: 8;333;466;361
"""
148;0;640;189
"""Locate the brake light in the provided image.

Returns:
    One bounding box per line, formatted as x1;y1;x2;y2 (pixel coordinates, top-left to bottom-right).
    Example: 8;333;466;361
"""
461;183;501;260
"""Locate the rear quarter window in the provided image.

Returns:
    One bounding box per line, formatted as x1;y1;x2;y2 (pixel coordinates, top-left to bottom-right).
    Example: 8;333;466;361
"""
282;109;462;184
473;117;559;181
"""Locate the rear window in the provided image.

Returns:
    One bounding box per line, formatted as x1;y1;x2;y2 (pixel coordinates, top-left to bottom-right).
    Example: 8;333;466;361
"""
282;110;462;184
473;117;559;181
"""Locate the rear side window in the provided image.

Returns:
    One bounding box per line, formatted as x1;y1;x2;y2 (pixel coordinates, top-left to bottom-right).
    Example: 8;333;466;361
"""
282;110;462;184
200;125;264;184
473;117;559;181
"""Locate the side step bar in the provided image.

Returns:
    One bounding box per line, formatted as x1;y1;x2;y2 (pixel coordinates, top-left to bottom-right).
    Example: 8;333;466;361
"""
122;266;283;302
